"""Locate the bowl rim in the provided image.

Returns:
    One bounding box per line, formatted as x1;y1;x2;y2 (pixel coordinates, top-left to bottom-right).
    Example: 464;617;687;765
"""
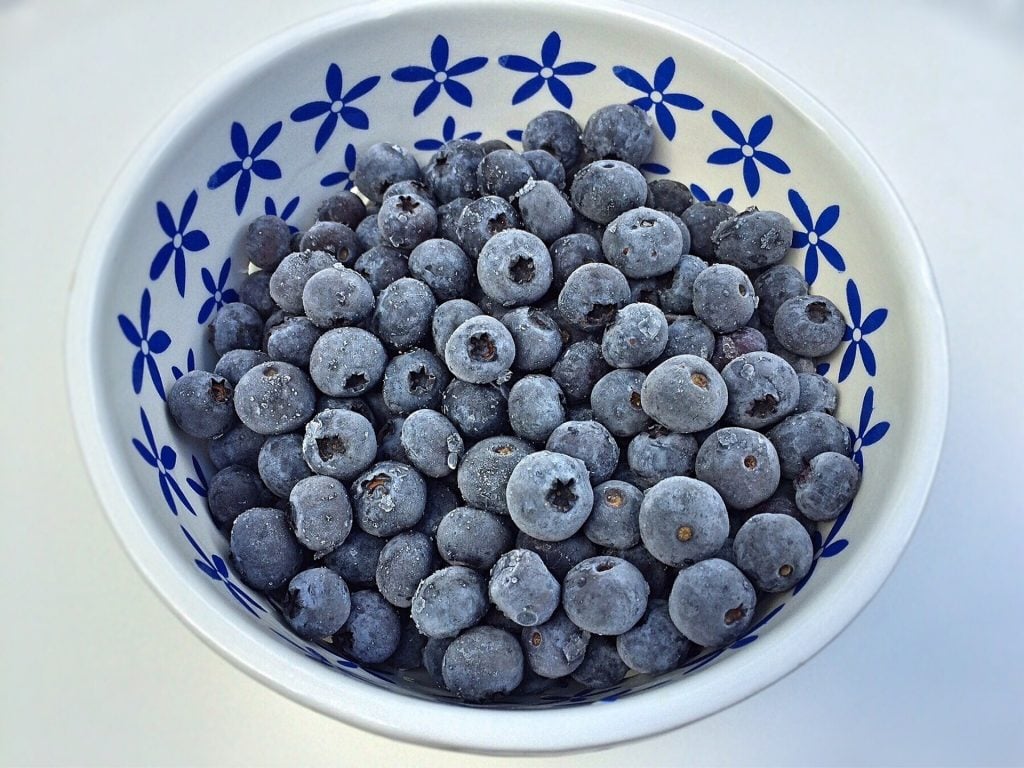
66;0;950;754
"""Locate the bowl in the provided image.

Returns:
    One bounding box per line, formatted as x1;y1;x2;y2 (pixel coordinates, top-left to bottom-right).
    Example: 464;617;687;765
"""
66;0;948;754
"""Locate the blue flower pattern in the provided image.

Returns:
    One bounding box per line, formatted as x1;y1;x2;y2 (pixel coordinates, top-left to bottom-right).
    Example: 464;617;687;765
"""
788;189;844;284
207;121;283;215
290;64;380;152
690;183;734;204
197;257;240;324
850;385;890;471
392;35;487;116
320;143;358;189
838;279;888;381
181;526;265;616
132;408;194;516
171;348;196;381
499;32;596;108
150;190;210;297
613;57;702;140
415;115;482;151
707;111;790;197
264;195;300;232
118;289;171;399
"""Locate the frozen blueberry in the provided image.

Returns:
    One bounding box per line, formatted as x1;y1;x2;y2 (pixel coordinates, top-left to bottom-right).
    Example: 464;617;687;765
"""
352;142;421;203
207;465;274;528
711;327;768;372
734;512;813;592
514;179;574;244
545;420;619;485
516;533;597;583
668;558;756;647
372;277;437;352
209;423;266;471
282;567;351;640
711;208;793;270
387;616;429;671
571;635;628;688
301;409;376;482
500;307;564;372
477;149;535;200
436;196;473;243
436;506;512;570
322;530;384;588
582;104;654;167
400;408;464;478
211;302;262;357
424;139;485;203
602;207;685;279
695;427;781;510
354;245;410;295
167;370;235;439
265;316;320;368
523;110;584;170
601;303;668;368
521;149;567;189
488;548;560;627
590;369;649;438
414;479;460;540
664;315;715;360
309;328;387;398
606;543;673;599
245;215;292;271
767;411;852;479
557;263;631;331
679;201;737;261
335;589;402;663
444;315;516;384
626;424;698;489
616;599;690;675
442;380;509;440
214;349;270;386
794;451;860;521
229;507;304;591
521;609;590;679
377;193;437;250
641;355;728;433
692;264;757;333
639;476;728;567
407;238;472;302
299;221;361;265
233;362;316;436
774;295;846;358
375;531;437;608
762;326;818;374
732;484;809;537
442;626;523;701
257;433;312;498
300;264;374;329
506;451;594;543
648;178;694;216
411;566;488;639
455;195;521;258
351;461;426;537
457;436;533;515
584;480;642;549
562;556;649;636
477;229;553;307
422;636;454;686
375;416;407;463
288;474;352;553
432;298;482;353
507;375;565;444
355;213;382;251
552;340;611;403
572;212;605;240
754;264;808;326
238;271;276;319
570;160;648;224
548;233;600;286
269;250;336;314
720;350;801;431
656;254;707;315
315;191;366;229
795;373;839;415
481;138;514;153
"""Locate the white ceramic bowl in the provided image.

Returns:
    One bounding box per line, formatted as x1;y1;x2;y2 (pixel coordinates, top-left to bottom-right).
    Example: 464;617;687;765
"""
67;0;948;754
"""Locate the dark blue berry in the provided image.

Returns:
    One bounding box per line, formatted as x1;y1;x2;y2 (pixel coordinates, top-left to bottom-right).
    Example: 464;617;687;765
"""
773;295;846;357
477;149;535;200
209;423;266;471
214;348;270;386
664;315;715;360
300;264;374;329
431;298;482;354
375;531;437;608
288;474;352;553
309;327;387;398
590;368;649;438
352;142;421;203
734;512;813;592
207;465;274;528
442;626;523;701
523;110;584;171
265;315;321;368
507;375;566;444
626;424;698;489
229;506;304;591
387;616;429;671
754;264;809;326
570;160;648;224
238;270;276;319
562;556;649;636
353;245;410;295
233;361;316;436
551;340;611;403
795;372;839;415
603;207;685;278
605;542;674;599
414;479;460;540
335;589;402;664
721;351;800;429
571;635;628;688
299;221;361;265
678;201;737;261
399;408;464;478
424;139;485;203
767;411;852;479
167;370;235;439
794;451;860;521
522;609;590;678
516;531;597;581
282;567;351;640
557;263;630;331
436;197;473;243
545;420;619;484
411;565;488;638
639;476;729;567
351;461;426;537
657;254;707;315
616;599;690;674
515;180;574;244
648;179;694;216
695;427;781;510
506;450;594;543
477;229;553;308
375;416;407;463
488;548;560;627
301;409;376;482
436;506;513;570
712;208;793;270
641;355;728;433
245;215;292;270
408;238;472;302
257;433;312;498
582;104;654;167
269;250;336;314
454;195;521;258
377;193;437;250
601;303;668;368
548;233;601;286
692;264;756;333
372;277;436;352
584;480;643;549
355;213;382;251
457;436;533;515
444;315;516;384
315;191;366;229
668;558;755;647
322;530;384;589
711;326;768;371
422;636;454;686
500;307;564;372
211;302;263;356
521;149;566;189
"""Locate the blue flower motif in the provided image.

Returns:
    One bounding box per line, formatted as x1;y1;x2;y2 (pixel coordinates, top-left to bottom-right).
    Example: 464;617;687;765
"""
639;162;670;176
264;195;300;233
499;32;596;108
850;385;890;471
150;190;210;297
290;64;380;153
792;523;851;596
690;183;734;205
117;289;171;399
132;407;194;516
613;57;703;140
320;143;358;189
788;189;843;284
392;35;488;116
207;121;283;215
838;279;888;382
506;128;524;143
272;630;341;668
707;111;790;197
171;348;196;381
197;257;240;324
185;455;209;498
414;115;483;151
181;526;265;616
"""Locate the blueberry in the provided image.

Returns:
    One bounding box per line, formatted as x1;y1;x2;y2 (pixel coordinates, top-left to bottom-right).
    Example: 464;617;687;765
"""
315;191;367;229
442;626;524;700
352;142;421;203
400;408;465;478
309;327;388;398
515;533;597;584
601;303;669;368
762;326;818;374
521;149;567;189
570;160;648;224
322;530;384;589
238;270;276;319
641;355;728;433
351;461;426;537
411;566;488;639
477;229;553;307
773;295;846;357
647;179;694;216
265;315;321;368
522;609;590;678
548;233;601;286
562;556;649;636
167;370;235;439
474;149;533;201
481;138;514;153
299;264;374;329
571;211;606;240
557;263;631;330
257;433;312;498
754;264;808;326
207;465;274;528
795;373;839;415
233;361;316;436
711;326;768;372
282;567;352;639
488;548;560;627
767;411;852;479
571;635;628;688
444;315;516;384
507;375;566;444
668;558;756;647
514;179;574;244
355;213;382;251
214;348;270;386
457;436;533;515
545;420;619;485
335;589;402;663
210;302;262;356
605;542;673;599
436;196;473;243
424;139;486;203
436;506;513;570
584;480;643;549
626;424;698;489
375;416;407;463
229;507;304;591
602;207;685;279
353;245;410;295
377;193;437;250
428;298;478;353
301;409;376;482
657;254;708;315
794;451;860;521
408;238;472;302
678;201;737;261
299;221;361;265
245;215;292;270
552;340;612;403
500;307;564;372
523;110;584;171
590;369;649;438
691;264;757;333
664;315;715;360
375;531;437;608
639;476;728;567
695;427;781;510
414;479;460;540
442;380;510;441
506;450;594;543
372;278;437;352
711;208;793;270
719;351;800;433
387;616;429;671
422;636;454;686
582;104;654;167
288;474;353;553
454;195;521;258
733;512;813;592
616;599;690;674
209;423;266;471
268;250;336;314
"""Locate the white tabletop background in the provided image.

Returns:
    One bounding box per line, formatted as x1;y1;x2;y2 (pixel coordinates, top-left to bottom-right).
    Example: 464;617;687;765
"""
2;1;1022;765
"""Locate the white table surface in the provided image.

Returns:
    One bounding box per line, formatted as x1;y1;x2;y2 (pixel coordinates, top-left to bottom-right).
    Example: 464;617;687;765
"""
2;1;1022;765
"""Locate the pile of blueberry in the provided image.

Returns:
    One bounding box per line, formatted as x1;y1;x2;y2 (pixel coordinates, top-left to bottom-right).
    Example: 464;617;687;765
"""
167;103;861;702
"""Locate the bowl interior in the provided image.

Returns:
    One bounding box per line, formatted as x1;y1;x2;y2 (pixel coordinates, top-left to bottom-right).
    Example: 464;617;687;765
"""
70;0;947;752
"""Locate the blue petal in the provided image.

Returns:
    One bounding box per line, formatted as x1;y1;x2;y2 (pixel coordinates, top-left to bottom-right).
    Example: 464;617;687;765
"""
230;122;249;158
139;287;153;339
251;122;282;157
639;163;670;175
788;189;815;230
264;197;276;216
174;249;187;296
156;201;176;237
499;54;541;73
181;190;199;230
818;239;846;272
211;554;231;578
447;56;487;76
718;188;734;204
822;539;848;557
391;65;436;82
290;100;331;122
222;288;239;304
207;160;242;190
541;31;561;67
711;110;746;145
148;330;171;353
506;129;523;142
690;183;709;202
754;150;790;174
707;147;743;165
314;111;338;153
430;35;449;72
218;256;232;288
413;81;442;116
653;57;675;91
444;78;473;107
743;156;760;196
198;296;216;324
118;315;142;346
442;115;456;141
861;308;888;334
160;445;176;471
662;92;703;110
182;230;209;252
816;204;840;234
655;102;676;140
179;525;208;560
343;75;380;102
325;62;342;100
158;474;178;515
234;170;251;215
511;75;545;105
791;230;809;248
748;114;773;147
344;143;357;171
612;65;652;93
150;242;174;280
554;61;595;76
861;342;877;376
547;77;573;109
859;387;875;436
132;351;144;393
281;196;300;220
461;130;482;141
251;159;281;180
133;437;157;466
630;96;653;111
846;279;862;325
414;138;443;151
340;106;369;130
167;474;194;514
804;244;819;284
838;342;857;382
195;559;219;579
320;171;350;188
862;420;890;446
201;267;217;294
